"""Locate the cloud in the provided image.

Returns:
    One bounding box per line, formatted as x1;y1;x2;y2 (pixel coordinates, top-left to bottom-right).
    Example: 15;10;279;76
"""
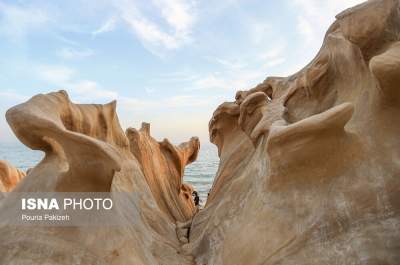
193;69;267;93
122;12;179;50
119;93;216;111
296;15;314;44
198;44;288;90
191;67;272;93
92;16;118;36
152;0;195;34
34;64;116;101
36;65;75;84
292;0;366;46
0;91;29;102
194;74;230;90
263;57;286;68
212;57;246;70
118;96;156;111
249;22;271;45
112;0;196;55
69;81;118;101
55;34;80;46
259;42;286;60
56;47;94;60
165;95;210;108
33;63;213;109
0;2;48;42
258;42;286;69
156;70;199;82
195;41;287;92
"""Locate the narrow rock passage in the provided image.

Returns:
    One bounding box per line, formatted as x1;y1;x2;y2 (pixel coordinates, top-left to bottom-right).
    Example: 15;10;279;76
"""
1;1;400;264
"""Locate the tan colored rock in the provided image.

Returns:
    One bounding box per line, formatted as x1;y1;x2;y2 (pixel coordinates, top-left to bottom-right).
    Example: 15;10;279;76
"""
0;160;25;192
1;0;400;264
126;122;199;222
186;0;400;264
0;90;197;265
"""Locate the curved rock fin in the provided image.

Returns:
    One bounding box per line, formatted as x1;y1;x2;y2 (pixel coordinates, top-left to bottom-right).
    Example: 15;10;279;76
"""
160;137;200;189
49;130;121;192
266;103;359;189
127;122;199;222
5;90;122;192
369;41;400;105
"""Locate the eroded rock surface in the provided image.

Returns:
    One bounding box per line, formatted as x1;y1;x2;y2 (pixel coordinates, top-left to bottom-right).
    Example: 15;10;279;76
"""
0;160;25;192
1;0;400;264
186;0;400;264
0;91;197;265
126;122;199;222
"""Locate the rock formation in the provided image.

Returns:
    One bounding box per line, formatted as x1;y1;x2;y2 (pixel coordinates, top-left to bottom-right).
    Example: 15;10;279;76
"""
0;90;197;265
187;0;400;264
126;122;199;222
0;160;25;192
1;0;400;264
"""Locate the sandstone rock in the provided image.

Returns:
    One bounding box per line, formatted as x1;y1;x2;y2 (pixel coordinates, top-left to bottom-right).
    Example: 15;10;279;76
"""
0;90;196;265
186;0;400;264
0;160;25;192
126;122;199;222
1;0;400;264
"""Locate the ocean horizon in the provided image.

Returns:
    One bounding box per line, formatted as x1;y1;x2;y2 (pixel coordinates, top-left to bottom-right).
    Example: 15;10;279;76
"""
0;141;218;205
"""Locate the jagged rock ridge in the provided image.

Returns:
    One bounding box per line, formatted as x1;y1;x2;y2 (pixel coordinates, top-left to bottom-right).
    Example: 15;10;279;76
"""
0;160;25;192
1;0;400;264
187;0;400;264
0;90;198;265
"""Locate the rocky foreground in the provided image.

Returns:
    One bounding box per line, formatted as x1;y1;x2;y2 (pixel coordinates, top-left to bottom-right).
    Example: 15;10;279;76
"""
1;0;400;264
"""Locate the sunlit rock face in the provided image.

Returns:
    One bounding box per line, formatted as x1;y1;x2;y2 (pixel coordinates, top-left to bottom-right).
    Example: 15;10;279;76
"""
0;160;25;192
187;0;400;264
0;91;197;265
126;122;199;222
1;0;400;264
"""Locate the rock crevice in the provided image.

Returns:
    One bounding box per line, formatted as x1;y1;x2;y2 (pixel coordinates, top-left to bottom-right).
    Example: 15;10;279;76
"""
1;0;400;264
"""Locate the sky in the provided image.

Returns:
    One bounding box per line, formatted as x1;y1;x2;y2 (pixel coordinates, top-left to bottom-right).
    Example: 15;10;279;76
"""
0;0;365;144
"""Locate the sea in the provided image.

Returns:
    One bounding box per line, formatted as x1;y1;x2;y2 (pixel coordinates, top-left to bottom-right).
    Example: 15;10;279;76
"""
0;142;218;205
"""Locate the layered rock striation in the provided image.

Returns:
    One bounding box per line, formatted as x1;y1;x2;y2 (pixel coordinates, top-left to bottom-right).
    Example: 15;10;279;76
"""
187;0;400;264
0;160;25;192
1;0;400;264
0;91;198;265
126;122;199;222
